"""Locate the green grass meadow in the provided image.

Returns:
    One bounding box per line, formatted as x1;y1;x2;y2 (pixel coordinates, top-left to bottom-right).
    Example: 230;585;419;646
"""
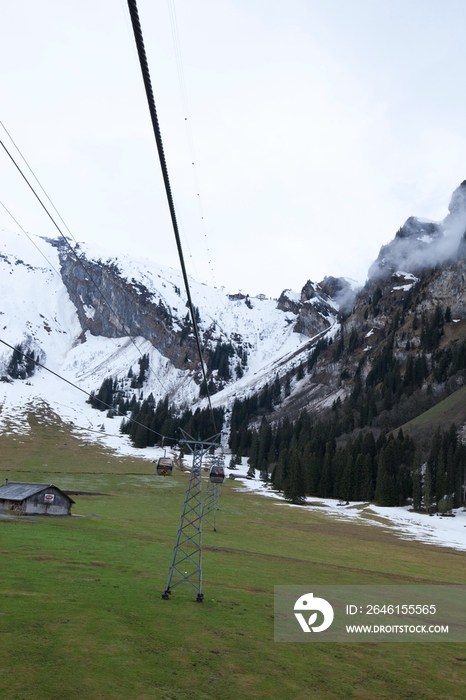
401;384;466;451
1;419;466;699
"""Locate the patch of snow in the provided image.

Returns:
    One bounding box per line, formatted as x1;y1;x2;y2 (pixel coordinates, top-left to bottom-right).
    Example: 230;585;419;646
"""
230;473;466;552
391;271;419;293
281;289;301;302
392;284;414;292
393;271;419;282
83;305;96;320
416;217;438;225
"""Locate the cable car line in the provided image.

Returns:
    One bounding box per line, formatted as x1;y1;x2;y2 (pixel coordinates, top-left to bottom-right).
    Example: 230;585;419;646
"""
0;200;62;278
166;1;226;307
0;198;153;393
127;1;229;601
0;336;178;444
0;139;80;251
0;137;169;396
126;0;218;436
0;122;78;245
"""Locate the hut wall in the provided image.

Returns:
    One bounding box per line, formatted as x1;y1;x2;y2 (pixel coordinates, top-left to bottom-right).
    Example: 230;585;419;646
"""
23;487;72;515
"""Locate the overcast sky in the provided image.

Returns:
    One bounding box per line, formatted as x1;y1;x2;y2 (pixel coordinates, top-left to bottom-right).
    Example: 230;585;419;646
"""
1;0;466;298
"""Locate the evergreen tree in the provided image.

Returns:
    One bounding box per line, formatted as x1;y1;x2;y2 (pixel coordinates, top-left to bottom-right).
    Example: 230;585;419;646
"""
272;374;281;405
257;417;272;473
412;454;422;511
360;454;374;501
7;343;37;380
338;454;354;501
375;441;397;506
427;427;442;501
284;373;291;398
423;463;432;514
133;422;149;449
283;449;306;504
316;447;333;498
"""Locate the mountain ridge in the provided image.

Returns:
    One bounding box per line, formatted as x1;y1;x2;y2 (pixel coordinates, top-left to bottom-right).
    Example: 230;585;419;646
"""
2;180;466;461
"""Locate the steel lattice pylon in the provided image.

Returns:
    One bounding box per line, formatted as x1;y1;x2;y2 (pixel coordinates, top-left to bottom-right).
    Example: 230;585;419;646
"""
203;454;224;532
162;430;220;602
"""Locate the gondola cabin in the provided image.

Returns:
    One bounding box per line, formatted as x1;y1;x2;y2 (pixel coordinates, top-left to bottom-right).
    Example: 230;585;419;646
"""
156;457;173;476
209;465;225;483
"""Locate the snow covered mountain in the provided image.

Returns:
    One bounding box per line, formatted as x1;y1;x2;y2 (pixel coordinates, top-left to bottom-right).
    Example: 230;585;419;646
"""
4;179;466;456
0;228;338;445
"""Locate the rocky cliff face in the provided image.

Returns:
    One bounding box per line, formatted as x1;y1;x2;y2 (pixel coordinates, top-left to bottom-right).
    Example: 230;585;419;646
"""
368;181;466;281
57;244;198;370
262;181;466;430
277;279;337;338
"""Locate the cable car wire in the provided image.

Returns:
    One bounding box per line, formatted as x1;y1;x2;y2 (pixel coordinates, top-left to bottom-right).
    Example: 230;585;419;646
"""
166;0;226;307
0;200;62;278
0;198;152;395
0;121;78;245
126;0;217;434
0;137;169;396
0;336;179;444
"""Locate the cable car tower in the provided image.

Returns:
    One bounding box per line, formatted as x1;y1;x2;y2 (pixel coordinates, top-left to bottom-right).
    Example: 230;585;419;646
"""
162;430;220;602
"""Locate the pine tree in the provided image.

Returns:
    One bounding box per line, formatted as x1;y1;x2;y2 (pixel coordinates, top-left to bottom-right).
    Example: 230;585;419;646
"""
272;374;281;405
284;373;291;398
427;427;442;500
133;422;148;449
316;448;333;498
375;441;397;506
412;454;422;511
271;448;288;491
248;431;259;472
338;454;353;501
360;454;374;501
423;463;432;514
283;449;306;504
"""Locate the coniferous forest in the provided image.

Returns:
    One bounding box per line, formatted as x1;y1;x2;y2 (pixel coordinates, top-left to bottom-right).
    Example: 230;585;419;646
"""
229;395;465;508
87;354;224;450
227;300;466;509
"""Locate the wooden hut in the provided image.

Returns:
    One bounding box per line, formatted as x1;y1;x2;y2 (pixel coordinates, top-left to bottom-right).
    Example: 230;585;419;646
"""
0;480;75;516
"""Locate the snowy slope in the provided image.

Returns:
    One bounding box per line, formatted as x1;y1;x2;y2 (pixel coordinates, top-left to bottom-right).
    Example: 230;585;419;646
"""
0;229;327;449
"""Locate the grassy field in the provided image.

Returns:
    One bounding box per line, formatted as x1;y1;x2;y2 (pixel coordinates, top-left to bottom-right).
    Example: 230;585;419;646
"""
1;418;466;699
401;384;466;451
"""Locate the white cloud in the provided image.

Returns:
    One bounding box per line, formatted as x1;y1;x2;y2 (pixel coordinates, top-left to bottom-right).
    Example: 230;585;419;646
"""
1;0;466;296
